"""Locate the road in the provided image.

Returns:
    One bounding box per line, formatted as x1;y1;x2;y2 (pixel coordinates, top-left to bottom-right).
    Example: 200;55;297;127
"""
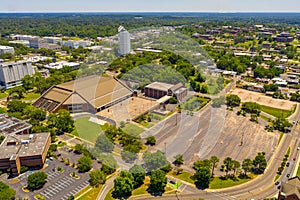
97;174;117;200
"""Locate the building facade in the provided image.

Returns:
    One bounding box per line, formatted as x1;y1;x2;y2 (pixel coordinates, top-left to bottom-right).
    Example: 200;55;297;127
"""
0;60;34;89
0;132;51;175
0;46;15;55
118;26;131;55
144;82;188;102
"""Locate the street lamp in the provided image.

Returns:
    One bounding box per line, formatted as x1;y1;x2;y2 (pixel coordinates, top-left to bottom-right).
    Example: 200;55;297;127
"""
164;142;167;155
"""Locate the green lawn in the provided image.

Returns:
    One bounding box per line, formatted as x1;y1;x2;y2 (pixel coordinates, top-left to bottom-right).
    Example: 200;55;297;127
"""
74;117;104;143
104;188;114;200
121;123;144;135
297;163;300;177
260;105;295;119
168;171;195;184
0;92;8;99
209;175;255;189
140;121;154;128
78;185;102;200
182;96;211;112
22;92;41;101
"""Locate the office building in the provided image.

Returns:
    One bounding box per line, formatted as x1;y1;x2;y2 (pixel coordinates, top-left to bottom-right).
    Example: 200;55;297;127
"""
0;132;51;175
0;46;14;55
0;60;34;89
118;26;131;55
144;82;188;102
43;37;62;45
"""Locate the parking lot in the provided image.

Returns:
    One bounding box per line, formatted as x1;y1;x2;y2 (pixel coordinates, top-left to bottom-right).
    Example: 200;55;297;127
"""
35;158;91;200
40;174;89;200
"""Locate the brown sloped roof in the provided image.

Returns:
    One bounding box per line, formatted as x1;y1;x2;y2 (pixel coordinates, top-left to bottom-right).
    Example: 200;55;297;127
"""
281;176;300;198
35;75;133;111
43;87;72;103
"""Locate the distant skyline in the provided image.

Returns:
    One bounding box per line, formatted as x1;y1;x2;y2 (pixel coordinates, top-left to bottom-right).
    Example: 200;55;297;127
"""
1;0;300;13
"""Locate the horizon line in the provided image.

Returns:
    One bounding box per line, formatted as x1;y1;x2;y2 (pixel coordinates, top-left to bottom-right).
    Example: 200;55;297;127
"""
0;11;300;14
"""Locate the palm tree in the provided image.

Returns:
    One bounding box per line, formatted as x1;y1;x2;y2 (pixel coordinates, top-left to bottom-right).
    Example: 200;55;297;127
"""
210;156;219;177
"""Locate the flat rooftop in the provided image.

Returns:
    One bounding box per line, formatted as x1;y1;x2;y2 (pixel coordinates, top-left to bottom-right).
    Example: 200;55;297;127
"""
0;132;50;159
0;45;14;50
0;114;32;135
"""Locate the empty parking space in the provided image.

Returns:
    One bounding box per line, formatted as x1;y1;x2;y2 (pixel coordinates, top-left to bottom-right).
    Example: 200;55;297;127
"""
40;175;89;200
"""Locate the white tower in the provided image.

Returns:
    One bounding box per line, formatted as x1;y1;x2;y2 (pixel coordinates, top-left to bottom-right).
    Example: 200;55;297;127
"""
118;26;130;56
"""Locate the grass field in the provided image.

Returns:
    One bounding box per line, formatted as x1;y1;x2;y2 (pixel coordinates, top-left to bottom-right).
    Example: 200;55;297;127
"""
260;104;295;119
104;188;114;200
121;123;144;135
0;92;8;99
168;171;195;184
78;185;102;200
22;92;41;101
209;175;254;189
182;96;211;112
297;163;300;177
74;117;104;143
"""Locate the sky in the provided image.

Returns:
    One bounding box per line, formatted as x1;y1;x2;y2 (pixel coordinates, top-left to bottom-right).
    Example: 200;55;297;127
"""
1;0;300;13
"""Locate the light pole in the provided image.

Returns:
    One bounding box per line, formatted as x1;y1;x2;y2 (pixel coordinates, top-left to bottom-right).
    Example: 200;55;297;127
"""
164;142;167;155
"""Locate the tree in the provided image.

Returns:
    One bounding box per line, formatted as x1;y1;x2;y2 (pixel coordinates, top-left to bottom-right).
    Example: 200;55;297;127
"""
89;170;106;187
0;181;16;200
212;96;226;108
129;165;146;188
232;160;241;176
74;144;85;154
149;170;167;193
22;75;34;90
242;102;261;115
194;167;211;189
99;154;118;175
226;94;241;107
253;152;267;174
8;86;25;99
121;150;137;163
223;157;233;176
210;156;219;177
143;151;171;172
78;156;92;173
66;195;75;200
173;154;184;167
48;109;74;133
242;158;253;175
113;171;134;199
7;100;28;113
146;136;156;146
95;134;114;153
27;171;47;191
272;117;292;132
194;159;211;171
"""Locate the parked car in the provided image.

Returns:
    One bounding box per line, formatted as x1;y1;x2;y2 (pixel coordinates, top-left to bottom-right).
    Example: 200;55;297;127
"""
275;181;280;185
287;174;291;178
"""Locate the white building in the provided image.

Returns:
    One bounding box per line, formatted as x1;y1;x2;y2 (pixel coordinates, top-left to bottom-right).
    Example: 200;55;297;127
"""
43;37;62;45
8;40;30;47
44;61;80;70
118;26;131;55
0;60;34;89
0;46;14;55
62;40;91;49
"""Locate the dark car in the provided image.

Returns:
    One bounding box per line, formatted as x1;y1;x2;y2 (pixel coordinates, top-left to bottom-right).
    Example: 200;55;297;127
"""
287;174;290;178
275;181;280;185
286;162;290;167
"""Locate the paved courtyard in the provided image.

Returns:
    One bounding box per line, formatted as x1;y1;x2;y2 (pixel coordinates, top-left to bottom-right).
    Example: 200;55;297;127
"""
97;97;159;123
